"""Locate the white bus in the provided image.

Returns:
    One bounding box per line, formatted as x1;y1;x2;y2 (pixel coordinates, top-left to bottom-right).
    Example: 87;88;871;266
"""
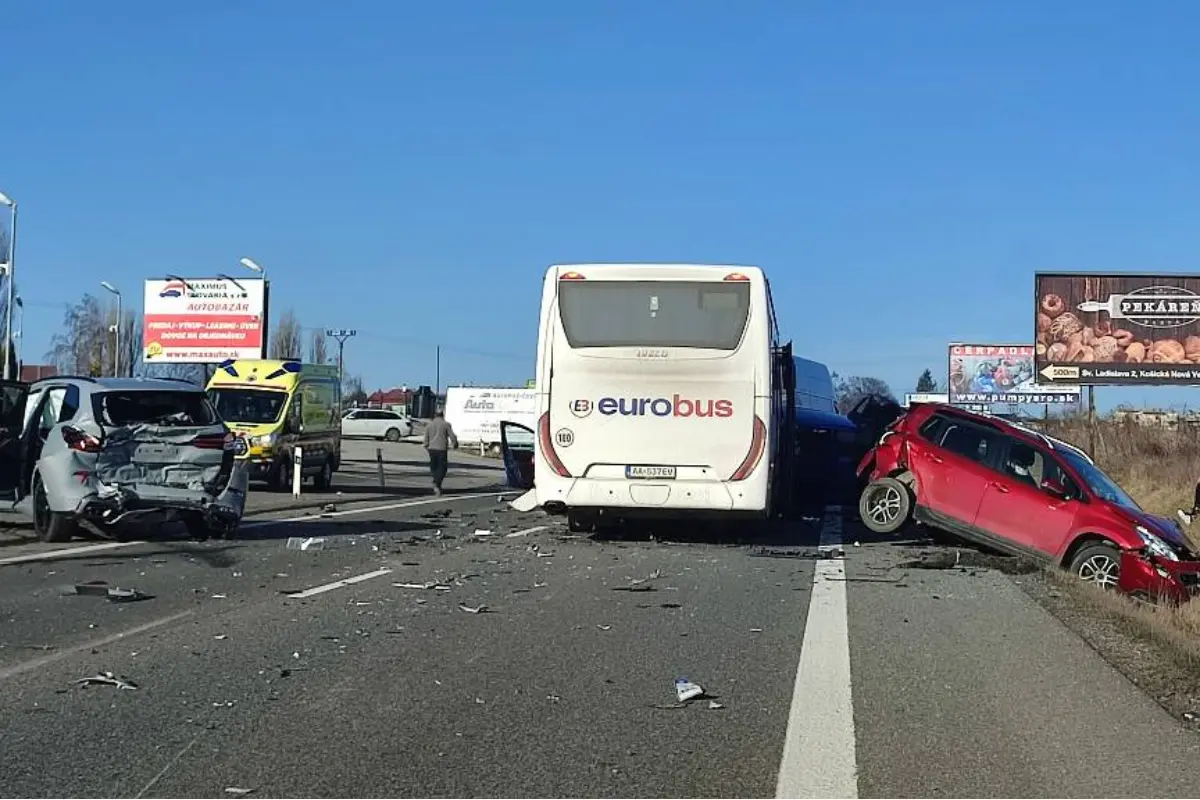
502;263;790;529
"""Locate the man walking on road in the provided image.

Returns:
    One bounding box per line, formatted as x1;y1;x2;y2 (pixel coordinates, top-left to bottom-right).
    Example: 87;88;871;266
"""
423;410;458;495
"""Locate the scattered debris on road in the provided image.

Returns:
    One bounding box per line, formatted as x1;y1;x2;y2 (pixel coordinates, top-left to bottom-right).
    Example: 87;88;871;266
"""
674;678;705;703
458;604;489;614
394;581;451;591
224;787;255;795
285;537;326;551
68;581;151;603
708;700;725;710
473;529;494;537
73;671;138;690
597;624;612;631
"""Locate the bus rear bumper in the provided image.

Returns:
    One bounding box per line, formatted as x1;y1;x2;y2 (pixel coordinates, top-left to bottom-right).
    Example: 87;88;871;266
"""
539;477;768;515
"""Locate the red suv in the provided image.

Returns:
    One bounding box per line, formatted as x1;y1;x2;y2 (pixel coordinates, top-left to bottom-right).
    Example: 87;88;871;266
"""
856;403;1200;601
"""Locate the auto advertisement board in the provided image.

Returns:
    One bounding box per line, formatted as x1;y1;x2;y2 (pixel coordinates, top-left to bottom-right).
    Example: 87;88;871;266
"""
443;387;537;445
143;277;266;363
949;343;1081;405
1036;272;1200;386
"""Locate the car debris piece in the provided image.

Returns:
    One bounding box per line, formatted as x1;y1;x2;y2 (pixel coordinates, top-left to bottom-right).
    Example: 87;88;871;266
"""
322;503;337;513
613;583;656;593
285;537;326;551
224;789;254;796
749;628;763;633
106;587;150;602
473;529;494;537
597;624;612;631
458;604;489;614
393;581;450;591
674;678;705;703
708;700;725;710
74;671;138;690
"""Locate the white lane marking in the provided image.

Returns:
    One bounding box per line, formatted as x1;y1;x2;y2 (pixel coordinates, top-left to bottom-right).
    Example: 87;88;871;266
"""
0;539;145;567
285;567;393;599
0;492;498;566
0;610;194;683
505;525;548;538
241;491;493;529
776;505;858;798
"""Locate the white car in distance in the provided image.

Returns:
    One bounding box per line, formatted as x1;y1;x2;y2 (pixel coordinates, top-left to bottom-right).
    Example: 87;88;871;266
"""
341;408;414;442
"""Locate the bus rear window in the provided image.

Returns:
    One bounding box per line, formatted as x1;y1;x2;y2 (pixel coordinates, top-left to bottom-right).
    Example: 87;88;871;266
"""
558;280;751;350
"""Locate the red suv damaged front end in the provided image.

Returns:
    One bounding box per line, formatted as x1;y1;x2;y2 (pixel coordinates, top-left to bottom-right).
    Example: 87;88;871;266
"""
854;403;1200;603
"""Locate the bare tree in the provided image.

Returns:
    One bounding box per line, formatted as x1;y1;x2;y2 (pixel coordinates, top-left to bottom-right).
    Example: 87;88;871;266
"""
309;329;329;364
269;309;303;359
47;295;106;375
101;304;143;377
343;374;367;408
831;373;897;415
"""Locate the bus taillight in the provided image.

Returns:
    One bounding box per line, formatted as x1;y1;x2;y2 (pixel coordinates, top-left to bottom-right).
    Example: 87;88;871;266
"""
538;412;572;477
729;415;767;481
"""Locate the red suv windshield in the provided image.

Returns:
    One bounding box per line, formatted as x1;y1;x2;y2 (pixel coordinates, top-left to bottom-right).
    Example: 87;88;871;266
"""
1057;446;1140;511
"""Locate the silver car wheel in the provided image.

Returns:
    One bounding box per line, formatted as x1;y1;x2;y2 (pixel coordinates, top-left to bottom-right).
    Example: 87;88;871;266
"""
1078;553;1119;588
867;485;903;526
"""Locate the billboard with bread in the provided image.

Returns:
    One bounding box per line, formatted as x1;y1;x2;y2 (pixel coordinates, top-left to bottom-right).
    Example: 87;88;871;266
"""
1035;272;1200;385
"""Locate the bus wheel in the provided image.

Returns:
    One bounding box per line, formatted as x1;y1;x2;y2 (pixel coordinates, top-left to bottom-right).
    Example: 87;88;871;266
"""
567;512;596;533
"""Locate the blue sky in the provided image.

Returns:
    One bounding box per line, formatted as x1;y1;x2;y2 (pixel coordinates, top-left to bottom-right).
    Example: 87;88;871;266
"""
6;0;1200;409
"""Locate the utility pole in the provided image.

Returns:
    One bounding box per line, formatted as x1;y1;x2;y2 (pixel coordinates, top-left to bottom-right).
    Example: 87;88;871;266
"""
326;329;357;394
435;345;441;396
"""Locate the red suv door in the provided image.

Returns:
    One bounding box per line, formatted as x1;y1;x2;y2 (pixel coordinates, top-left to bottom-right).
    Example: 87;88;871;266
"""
907;413;1001;529
973;436;1080;557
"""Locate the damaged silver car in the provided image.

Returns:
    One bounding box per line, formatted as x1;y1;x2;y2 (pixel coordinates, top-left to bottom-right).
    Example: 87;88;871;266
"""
0;376;248;542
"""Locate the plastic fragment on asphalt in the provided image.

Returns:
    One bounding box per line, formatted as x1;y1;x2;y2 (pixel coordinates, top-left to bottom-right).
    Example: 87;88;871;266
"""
674;678;705;703
393;581;450;590
285;537;325;551
629;569;662;586
74;671;138;690
708;700;725;710
458;604;489;614
224;788;254;796
597;624;612;631
750;628;763;633
214;635;228;640
211;594;227;599
473;529;494;537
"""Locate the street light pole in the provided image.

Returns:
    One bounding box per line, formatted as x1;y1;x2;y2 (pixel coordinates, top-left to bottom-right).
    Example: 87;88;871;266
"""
325;329;357;396
13;296;22;374
101;281;122;377
0;192;17;380
240;258;269;359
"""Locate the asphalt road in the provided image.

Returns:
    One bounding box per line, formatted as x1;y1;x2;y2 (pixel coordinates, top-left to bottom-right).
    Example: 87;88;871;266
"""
2;465;1200;796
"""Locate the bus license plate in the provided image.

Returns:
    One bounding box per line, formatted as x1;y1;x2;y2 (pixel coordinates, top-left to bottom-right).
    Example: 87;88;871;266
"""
626;465;676;480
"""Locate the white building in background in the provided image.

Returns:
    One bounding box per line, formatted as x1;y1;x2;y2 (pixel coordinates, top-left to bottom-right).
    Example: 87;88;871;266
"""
903;392;949;407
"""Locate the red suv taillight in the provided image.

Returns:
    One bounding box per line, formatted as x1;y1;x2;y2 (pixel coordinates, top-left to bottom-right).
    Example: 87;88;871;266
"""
62;426;102;453
730;415;767;481
537;412;571;477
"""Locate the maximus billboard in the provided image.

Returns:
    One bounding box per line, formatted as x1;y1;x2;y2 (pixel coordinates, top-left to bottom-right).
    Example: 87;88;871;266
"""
143;277;266;363
949;344;1080;405
1035;272;1200;386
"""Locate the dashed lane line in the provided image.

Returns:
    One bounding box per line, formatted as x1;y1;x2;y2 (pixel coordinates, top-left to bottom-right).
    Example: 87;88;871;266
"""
775;504;859;798
284;567;394;599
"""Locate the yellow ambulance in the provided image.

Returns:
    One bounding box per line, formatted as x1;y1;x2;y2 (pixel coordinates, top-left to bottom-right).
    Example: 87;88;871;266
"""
206;359;342;491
